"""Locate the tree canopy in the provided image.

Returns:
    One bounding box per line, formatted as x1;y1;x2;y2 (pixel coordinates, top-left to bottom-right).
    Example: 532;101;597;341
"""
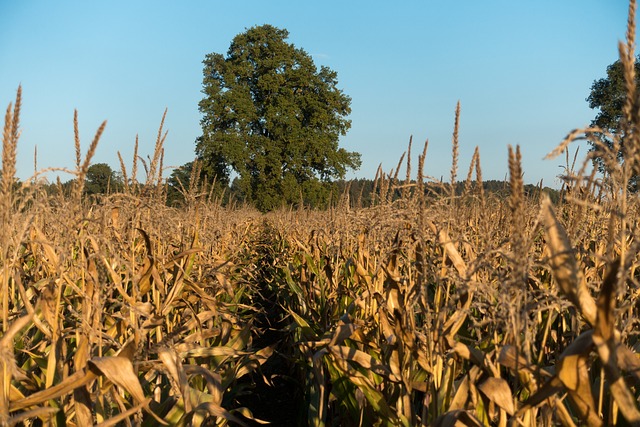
586;55;640;170
196;24;361;211
85;163;121;195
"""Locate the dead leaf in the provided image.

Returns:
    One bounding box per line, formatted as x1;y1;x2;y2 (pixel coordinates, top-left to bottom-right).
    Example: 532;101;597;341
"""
477;377;515;415
557;353;602;427
88;357;146;404
541;197;597;325
10;369;97;411
328;345;402;382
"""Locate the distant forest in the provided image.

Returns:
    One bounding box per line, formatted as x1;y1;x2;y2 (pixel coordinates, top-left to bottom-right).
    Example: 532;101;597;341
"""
334;178;562;207
32;162;562;209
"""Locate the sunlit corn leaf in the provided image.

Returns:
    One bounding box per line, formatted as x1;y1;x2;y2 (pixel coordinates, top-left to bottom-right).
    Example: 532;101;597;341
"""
517;330;595;420
328;321;357;346
288;309;319;341
376;305;396;346
94;397;152;427
29;225;59;271
450;341;498;377
157;348;189;411
235;345;274;378
541;197;597;325
328;345;402;382
73;338;93;427
7;406;59;427
518;375;564;414
10;368;97;412
87;357;146;404
498;345;553;379
88;356;167;425
428;220;476;340
594;259;618;344
557;353;601;427
593;259;640;424
449;375;470;411
177;345;249;360
616;344;640;385
232;407;270;425
427;221;470;278
477;377;515;416
516;330;601;426
188;401;256;427
226;321;253;351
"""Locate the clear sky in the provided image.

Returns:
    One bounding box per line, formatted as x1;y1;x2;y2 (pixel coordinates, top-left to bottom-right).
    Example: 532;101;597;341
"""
0;1;631;187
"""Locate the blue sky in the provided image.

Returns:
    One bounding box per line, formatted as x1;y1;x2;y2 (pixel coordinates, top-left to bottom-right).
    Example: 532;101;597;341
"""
0;1;631;187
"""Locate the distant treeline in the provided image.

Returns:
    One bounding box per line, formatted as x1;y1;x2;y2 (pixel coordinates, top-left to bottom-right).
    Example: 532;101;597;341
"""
333;178;562;207
26;163;561;209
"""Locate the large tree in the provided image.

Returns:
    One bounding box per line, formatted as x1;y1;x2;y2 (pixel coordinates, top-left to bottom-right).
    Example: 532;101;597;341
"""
586;55;640;170
85;163;121;195
196;24;360;211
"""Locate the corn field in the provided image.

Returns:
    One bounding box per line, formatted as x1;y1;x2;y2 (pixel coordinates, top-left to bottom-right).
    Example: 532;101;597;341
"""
3;3;640;426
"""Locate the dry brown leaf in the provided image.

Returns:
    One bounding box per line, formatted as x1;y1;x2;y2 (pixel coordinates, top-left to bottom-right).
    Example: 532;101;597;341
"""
157;348;189;409
328;322;357;346
541;197;597;325
519;375;564;413
73;386;93;427
616;343;640;386
190;402;252;427
558;354;583;391
450;340;499;377
589;259;640;424
94;397;152;427
7;407;59;427
88;357;146;404
74;338;93;427
607;377;640;425
29;225;59;270
328;345;402;382
449;375;470;411
554;397;579;427
89;356;168;425
385;283;400;313
426;220;477;341
178;345;248;359
477;377;515;416
518;331;596;417
10;368;98;411
556;342;602;427
0;312;33;350
595;259;618;345
498;345;552;379
235;345;274;379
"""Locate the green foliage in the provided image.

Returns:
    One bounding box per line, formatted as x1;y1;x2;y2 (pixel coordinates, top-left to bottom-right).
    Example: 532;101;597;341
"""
196;24;361;211
586;55;640;171
85;163;121;195
166;162;196;206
